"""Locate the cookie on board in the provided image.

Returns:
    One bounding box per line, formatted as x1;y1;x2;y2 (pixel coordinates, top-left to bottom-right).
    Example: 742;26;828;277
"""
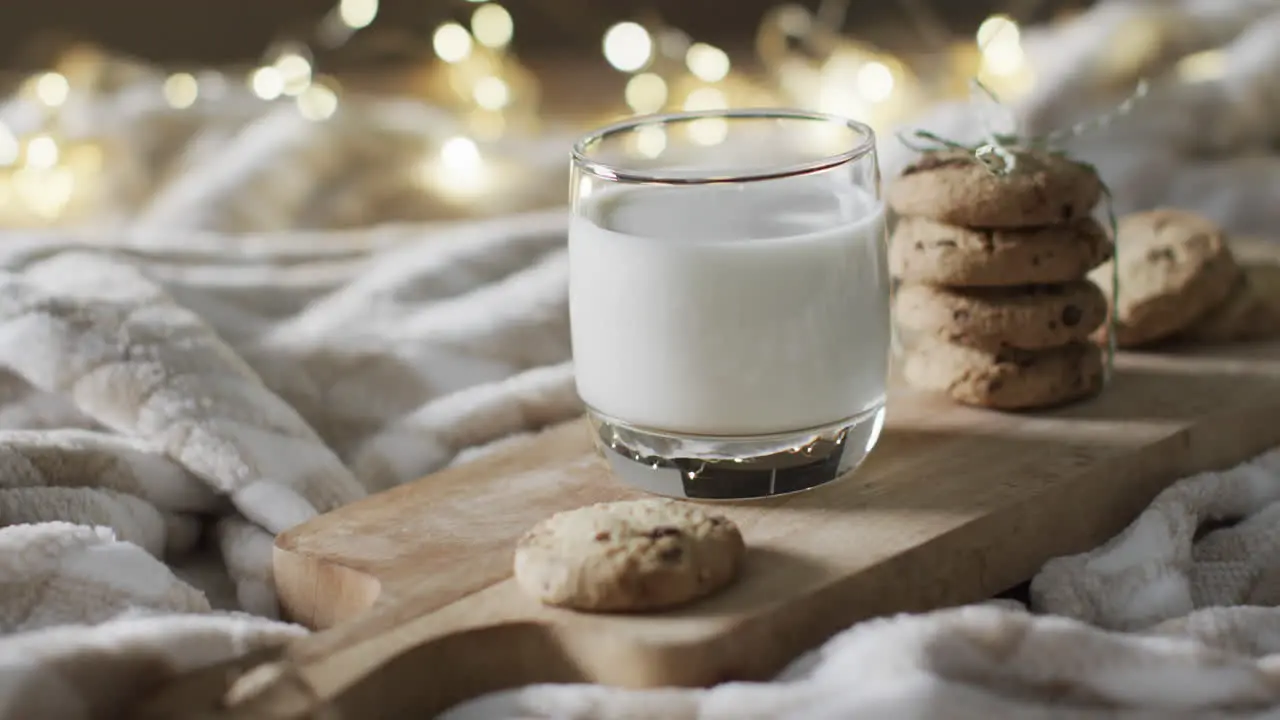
1182;264;1280;343
903;340;1105;410
1088;209;1240;348
894;281;1108;352
887;150;1103;229
890;216;1112;287
513;499;744;612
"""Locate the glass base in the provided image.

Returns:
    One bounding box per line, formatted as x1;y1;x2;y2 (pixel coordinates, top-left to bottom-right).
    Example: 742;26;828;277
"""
587;403;887;501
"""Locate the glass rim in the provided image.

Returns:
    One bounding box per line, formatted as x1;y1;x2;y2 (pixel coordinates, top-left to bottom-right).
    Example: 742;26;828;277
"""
571;108;876;186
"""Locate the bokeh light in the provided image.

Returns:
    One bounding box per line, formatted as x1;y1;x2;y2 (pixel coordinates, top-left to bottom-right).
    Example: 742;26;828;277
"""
434;23;474;64
603;22;653;73
471;4;514;49
163;73;199;109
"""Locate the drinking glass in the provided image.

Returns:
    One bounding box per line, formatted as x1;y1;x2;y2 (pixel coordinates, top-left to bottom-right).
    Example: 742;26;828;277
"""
569;109;890;500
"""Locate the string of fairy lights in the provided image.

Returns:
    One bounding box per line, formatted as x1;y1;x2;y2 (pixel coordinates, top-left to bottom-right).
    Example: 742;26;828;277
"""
8;4;1036;128
0;0;1232;227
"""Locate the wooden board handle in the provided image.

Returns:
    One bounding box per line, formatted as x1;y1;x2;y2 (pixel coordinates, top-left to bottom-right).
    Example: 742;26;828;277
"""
134;618;591;719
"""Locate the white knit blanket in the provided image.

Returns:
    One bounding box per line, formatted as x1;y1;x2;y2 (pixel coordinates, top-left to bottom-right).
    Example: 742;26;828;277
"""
0;214;583;718
4;0;1280;717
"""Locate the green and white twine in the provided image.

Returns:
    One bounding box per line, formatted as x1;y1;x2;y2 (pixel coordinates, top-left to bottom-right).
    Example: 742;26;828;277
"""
896;78;1150;377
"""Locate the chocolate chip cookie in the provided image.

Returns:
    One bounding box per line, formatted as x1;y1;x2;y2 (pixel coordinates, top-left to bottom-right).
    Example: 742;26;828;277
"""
903;340;1105;410
895;281;1108;351
513;499;744;612
1089;209;1240;348
1182;264;1280;343
890;216;1111;287
887;150;1103;228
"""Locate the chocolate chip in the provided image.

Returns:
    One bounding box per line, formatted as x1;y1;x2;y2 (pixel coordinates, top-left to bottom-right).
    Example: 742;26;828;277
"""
594;531;611;541
658;547;684;563
936;239;957;248
1031;255;1041;266
1061;203;1073;219
1147;247;1176;263
988;379;1004;392
953;309;970;322
1048;321;1059;330
648;526;682;539
1061;305;1083;327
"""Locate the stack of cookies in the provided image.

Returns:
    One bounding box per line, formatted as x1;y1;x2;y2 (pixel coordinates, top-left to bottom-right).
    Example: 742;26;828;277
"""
888;150;1113;411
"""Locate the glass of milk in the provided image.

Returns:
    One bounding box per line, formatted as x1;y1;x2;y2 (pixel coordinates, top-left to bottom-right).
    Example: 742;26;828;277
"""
569;109;890;500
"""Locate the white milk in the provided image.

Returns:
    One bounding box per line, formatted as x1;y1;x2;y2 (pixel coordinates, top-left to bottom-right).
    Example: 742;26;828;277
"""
569;180;890;437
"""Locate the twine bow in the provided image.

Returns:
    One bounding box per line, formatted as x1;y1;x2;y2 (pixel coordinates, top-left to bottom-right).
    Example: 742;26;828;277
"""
896;79;1150;376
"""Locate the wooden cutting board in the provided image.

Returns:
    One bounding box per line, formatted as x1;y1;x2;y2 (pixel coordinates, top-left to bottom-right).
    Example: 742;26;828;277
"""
137;243;1280;720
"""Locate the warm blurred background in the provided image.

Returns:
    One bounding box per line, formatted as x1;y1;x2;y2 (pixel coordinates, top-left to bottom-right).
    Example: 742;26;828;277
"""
0;0;1275;235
